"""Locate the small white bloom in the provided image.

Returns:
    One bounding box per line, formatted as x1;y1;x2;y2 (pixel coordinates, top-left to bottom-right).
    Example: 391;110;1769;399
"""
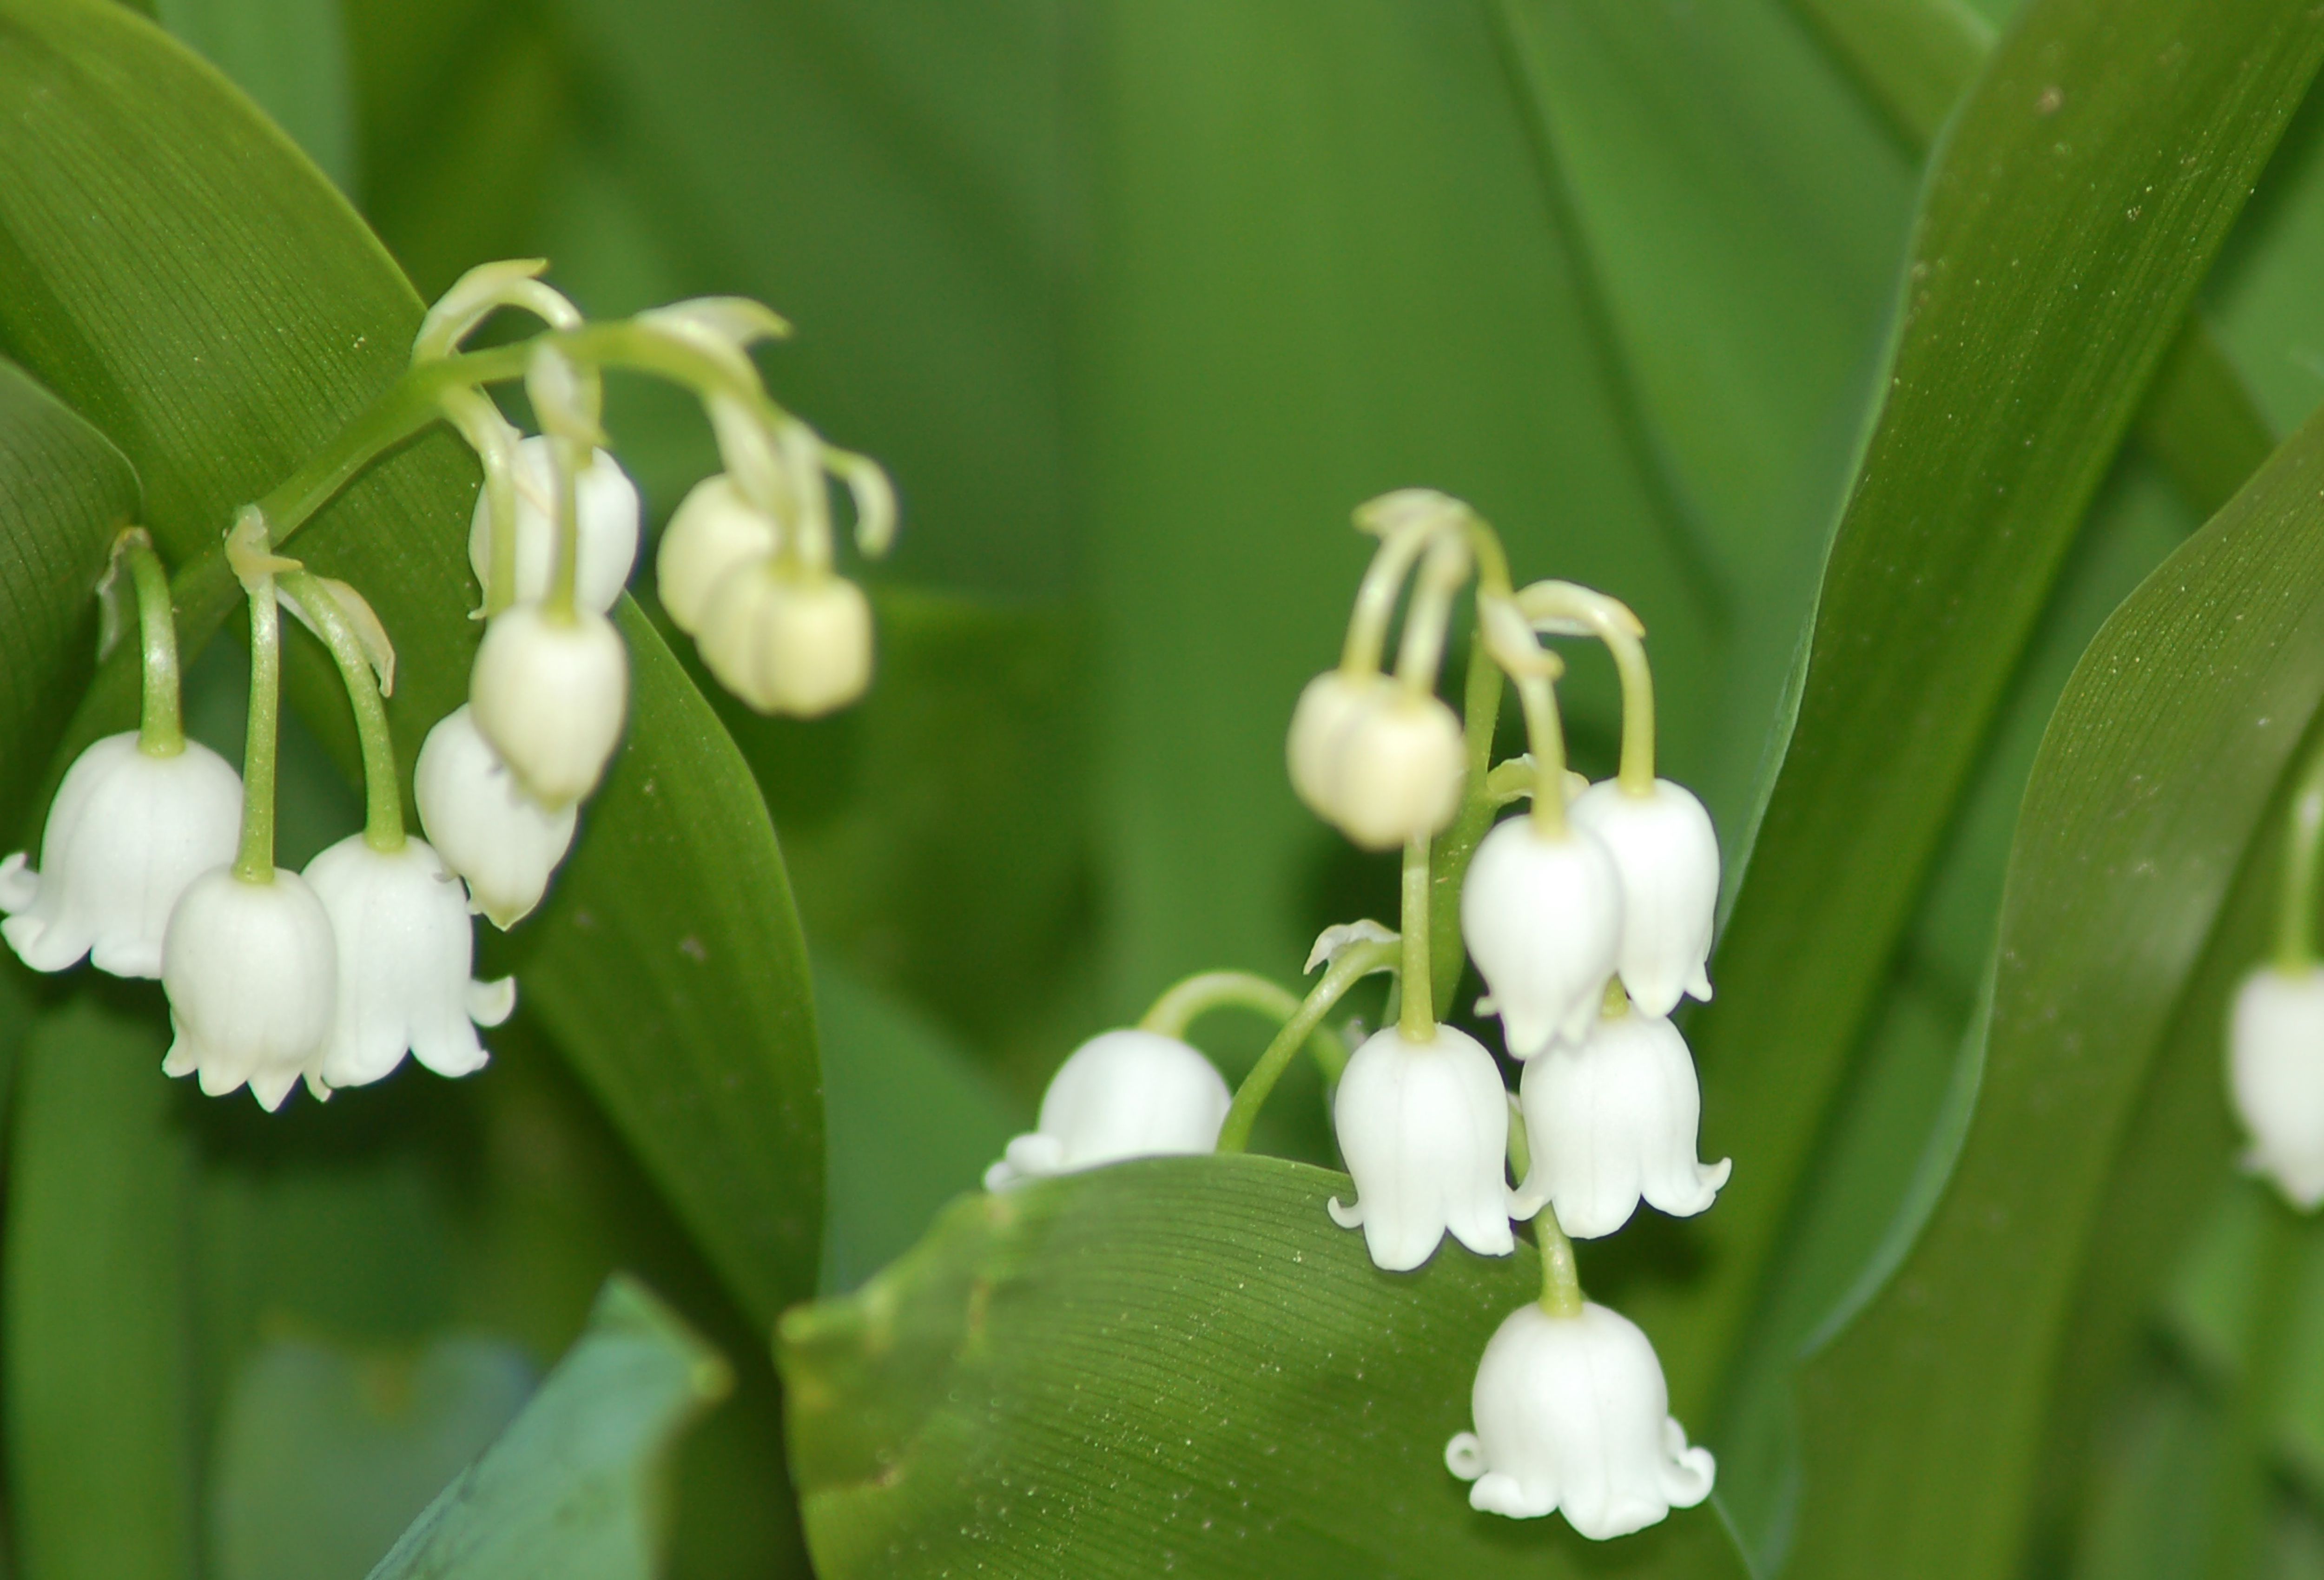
1286;670;1388;826
656;474;781;634
1326;1023;1514;1271
0;732;242;979
414;706;578;929
469;604;629;807
161;867;337;1111
2230;966;2324;1208
1446;1300;1715;1538
1511;1008;1730;1238
984;1029;1231;1191
695;565;873;718
466;436;642;614
1569;778;1718;1017
1461;815;1623;1056
304;835;515;1089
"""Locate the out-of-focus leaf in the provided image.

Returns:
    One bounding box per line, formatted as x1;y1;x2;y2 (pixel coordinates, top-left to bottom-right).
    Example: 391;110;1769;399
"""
813;956;1024;1295
366;1277;730;1580
4;991;197;1580
0;0;823;1324
1653;0;2324;1417
152;0;357;192
212;1335;533;1580
1787;397;2324;1574
0;353;138;842
2064;1361;2222;1580
1081;0;1723;1008
780;1155;1747;1580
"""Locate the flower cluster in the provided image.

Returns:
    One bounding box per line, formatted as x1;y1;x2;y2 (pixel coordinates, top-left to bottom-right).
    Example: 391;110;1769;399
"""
2;261;892;1109
988;491;1728;1540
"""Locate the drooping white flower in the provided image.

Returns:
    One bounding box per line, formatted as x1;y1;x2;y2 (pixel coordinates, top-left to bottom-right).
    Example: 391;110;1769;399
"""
1323;691;1466;852
1446;1300;1715;1538
2230;966;2324;1209
303;834;515;1089
414;705;578;929
695;565;873;718
161;867;337;1111
467;435;641;614
469;604;629;807
1326;1023;1515;1271
1461;815;1622;1056
1286;669;1389;826
656;474;781;635
1510;1007;1730;1238
984;1029;1231;1191
1569;778;1718;1017
0;732;242;979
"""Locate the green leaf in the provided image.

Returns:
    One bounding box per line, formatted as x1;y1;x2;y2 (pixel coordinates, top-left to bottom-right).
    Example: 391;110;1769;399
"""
366;1276;731;1580
0;0;823;1322
780;1155;1748;1580
1786;395;2324;1574
4;989;198;1580
0;353;138;840
1651;0;2324;1415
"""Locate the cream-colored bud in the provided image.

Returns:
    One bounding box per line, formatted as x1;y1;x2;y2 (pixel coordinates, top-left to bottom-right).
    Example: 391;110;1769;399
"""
656;474;780;634
1287;670;1389;825
695;566;873;718
1329;692;1466;851
469;605;629;808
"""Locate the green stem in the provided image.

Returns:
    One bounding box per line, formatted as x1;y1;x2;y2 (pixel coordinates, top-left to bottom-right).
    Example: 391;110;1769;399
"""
1513;672;1570;837
233;547;281;884
123;536;185;757
1505;1091;1531;1183
280;570;404;852
1137;969;1350;1086
2196;1196;2304;1580
1535;1205;1584;1318
439;386;522;616
1216;937;1400;1153
1608;627;1657;794
1429;632;1505;1004
1341;520;1440;675
1399;836;1435;1039
2276;734;2324;972
548;435;584;619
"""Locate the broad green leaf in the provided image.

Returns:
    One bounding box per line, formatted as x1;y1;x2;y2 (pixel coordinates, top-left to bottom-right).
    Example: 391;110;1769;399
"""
780;1155;1748;1580
812;956;1024;1295
1651;0;2324;1416
4;990;197;1580
212;1335;533;1580
1786;396;2324;1575
1080;0;1722;1009
0;353;138;840
366;1276;730;1580
152;0;357;192
0;0;822;1322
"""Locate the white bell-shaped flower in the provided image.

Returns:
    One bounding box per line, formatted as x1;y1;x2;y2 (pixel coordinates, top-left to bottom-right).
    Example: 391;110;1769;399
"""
414;705;578;929
1511;1007;1730;1238
470;604;629;807
304;834;515;1089
160;867;337;1111
1461;815;1623;1056
466;436;641;613
1569;778;1718;1017
695;565;873;718
657;474;780;634
2230;966;2324;1208
0;732;242;979
1286;669;1388;826
1446;1300;1715;1538
1326;1023;1515;1270
984;1029;1231;1191
1327;691;1466;851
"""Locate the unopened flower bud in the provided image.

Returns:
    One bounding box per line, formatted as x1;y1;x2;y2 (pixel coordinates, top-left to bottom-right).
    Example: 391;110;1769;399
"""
695;566;872;718
304;835;515;1089
467;436;640;613
1461;816;1622;1056
2230;966;2324;1208
469;605;629;807
1511;1008;1729;1238
1569;778;1718;1017
161;868;337;1111
0;733;242;979
1292;677;1464;851
1286;670;1388;824
414;706;577;929
656;474;780;634
984;1029;1231;1191
1446;1301;1714;1537
1327;1023;1515;1271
